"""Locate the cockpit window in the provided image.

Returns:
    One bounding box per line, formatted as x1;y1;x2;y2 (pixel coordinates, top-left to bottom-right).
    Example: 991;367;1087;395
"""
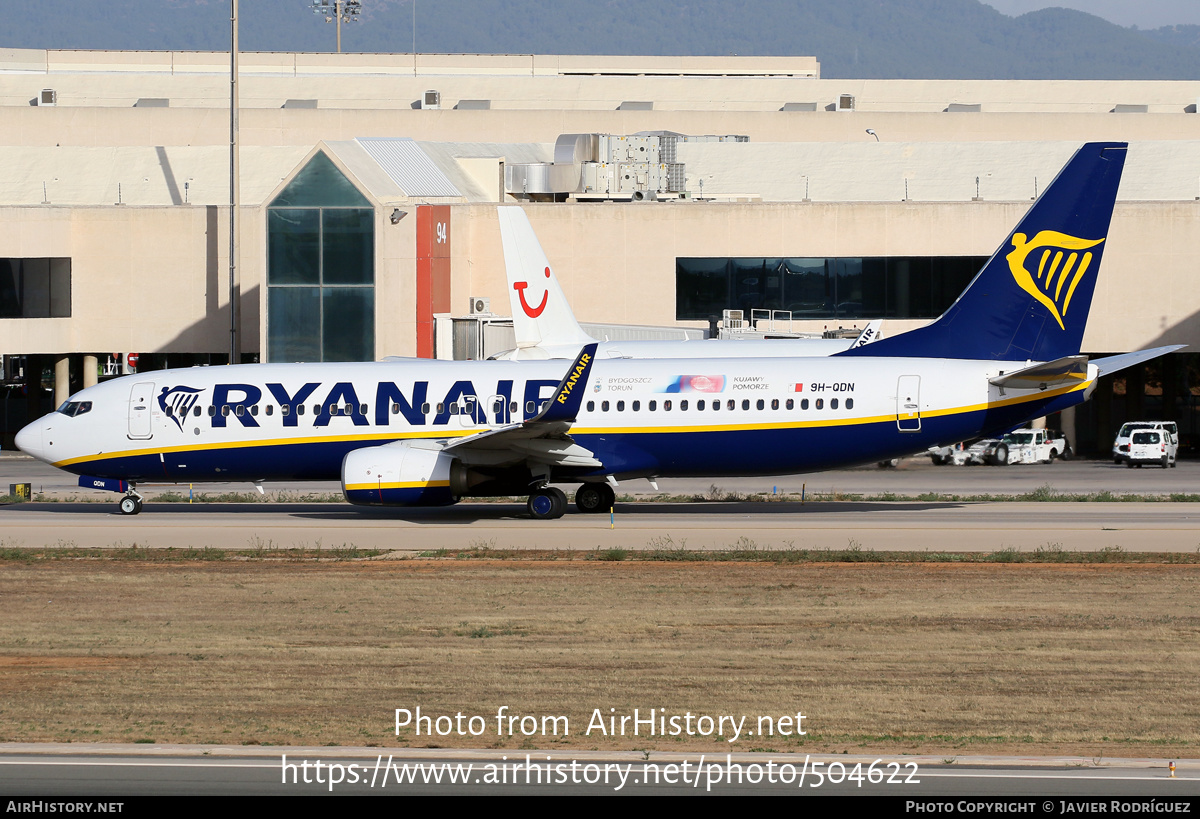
57;401;93;417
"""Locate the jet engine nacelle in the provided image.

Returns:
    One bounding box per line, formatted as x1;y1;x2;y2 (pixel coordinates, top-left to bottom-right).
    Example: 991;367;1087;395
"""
341;442;460;507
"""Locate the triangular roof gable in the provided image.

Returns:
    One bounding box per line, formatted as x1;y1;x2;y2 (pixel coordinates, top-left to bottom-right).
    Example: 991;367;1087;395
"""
266;144;376;208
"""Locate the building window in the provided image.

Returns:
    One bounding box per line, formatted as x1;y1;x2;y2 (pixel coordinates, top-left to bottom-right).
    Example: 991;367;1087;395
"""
267;152;374;362
675;256;987;320
0;258;71;318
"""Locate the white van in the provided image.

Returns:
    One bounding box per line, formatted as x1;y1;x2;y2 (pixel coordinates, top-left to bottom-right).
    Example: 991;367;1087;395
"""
1113;421;1179;464
1126;429;1177;468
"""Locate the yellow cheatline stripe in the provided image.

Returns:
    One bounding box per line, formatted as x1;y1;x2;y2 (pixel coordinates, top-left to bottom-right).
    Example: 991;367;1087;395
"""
55;378;1092;467
344;480;450;491
53;428;476;468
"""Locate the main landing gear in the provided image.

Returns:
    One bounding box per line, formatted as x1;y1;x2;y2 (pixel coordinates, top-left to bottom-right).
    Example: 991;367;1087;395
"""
573;482;616;514
525;482;617;520
527;487;568;520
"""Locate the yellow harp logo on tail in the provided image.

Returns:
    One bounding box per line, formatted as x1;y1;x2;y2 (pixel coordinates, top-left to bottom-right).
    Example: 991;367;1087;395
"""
1006;231;1104;330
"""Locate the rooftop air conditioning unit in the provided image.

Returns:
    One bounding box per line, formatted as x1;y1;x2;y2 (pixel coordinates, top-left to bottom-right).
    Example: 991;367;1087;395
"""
836;93;855;112
38;89;56;106
423;90;441;110
469;296;491;315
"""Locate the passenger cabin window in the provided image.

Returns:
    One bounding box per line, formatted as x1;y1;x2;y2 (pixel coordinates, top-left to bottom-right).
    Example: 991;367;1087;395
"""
587;401;595;412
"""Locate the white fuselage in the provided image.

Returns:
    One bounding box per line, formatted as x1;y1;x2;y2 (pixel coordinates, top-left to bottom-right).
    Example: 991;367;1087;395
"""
17;354;1095;489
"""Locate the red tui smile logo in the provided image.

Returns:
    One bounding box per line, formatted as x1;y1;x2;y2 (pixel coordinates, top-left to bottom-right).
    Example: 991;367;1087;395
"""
513;266;552;318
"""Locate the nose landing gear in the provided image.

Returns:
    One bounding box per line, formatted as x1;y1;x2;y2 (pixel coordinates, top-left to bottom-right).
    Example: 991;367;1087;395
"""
118;488;144;515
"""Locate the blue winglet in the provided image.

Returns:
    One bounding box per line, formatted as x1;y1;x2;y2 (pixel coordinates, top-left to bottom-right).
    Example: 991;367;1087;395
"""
839;142;1127;361
532;343;598;424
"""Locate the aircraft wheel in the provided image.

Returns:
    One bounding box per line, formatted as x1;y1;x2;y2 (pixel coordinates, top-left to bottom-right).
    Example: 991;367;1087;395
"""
528;487;567;520
575;483;615;514
119;496;141;516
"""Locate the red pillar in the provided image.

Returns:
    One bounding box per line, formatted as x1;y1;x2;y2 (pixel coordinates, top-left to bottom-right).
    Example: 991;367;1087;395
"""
415;205;451;358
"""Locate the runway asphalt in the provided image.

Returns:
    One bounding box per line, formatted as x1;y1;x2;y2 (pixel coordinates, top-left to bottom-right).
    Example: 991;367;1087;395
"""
2;452;1199;552
3;451;1198;499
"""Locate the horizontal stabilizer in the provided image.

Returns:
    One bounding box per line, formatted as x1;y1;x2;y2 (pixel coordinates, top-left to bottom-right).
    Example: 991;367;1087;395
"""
1091;345;1186;378
989;355;1088;391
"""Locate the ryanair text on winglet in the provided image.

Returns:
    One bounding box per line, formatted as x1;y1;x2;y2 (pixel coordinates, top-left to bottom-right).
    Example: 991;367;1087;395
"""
556;353;592;405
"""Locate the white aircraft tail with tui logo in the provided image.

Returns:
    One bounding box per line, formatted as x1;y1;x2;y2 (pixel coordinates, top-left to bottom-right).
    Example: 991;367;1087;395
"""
496;206;879;360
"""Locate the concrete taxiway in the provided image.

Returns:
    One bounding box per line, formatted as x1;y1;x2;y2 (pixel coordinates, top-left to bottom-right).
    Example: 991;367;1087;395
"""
0;499;1197;552
2;454;1198;552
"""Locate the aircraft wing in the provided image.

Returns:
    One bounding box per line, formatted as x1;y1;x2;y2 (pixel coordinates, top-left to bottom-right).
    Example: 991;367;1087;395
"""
440;343;602;468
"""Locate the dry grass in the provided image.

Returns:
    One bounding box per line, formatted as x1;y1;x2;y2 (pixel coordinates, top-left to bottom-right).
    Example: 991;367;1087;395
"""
1;560;1198;757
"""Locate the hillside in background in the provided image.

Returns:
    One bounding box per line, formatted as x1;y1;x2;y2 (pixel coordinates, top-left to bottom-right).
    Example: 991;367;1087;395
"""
4;0;1199;80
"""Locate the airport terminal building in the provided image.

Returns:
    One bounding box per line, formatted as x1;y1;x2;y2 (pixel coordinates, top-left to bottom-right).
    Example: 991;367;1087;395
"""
1;49;1199;454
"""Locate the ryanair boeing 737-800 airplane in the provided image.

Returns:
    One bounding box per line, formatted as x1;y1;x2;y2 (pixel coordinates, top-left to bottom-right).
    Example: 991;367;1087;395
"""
14;142;1179;519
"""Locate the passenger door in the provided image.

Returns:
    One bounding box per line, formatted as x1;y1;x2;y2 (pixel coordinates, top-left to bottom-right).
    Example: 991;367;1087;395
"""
128;382;155;440
896;375;921;432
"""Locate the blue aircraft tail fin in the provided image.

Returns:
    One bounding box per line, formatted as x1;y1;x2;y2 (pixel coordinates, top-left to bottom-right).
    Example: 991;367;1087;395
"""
839;142;1127;362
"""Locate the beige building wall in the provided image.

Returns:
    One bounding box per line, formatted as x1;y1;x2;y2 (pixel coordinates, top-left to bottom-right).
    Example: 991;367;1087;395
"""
7;107;1200;150
0;204;256;355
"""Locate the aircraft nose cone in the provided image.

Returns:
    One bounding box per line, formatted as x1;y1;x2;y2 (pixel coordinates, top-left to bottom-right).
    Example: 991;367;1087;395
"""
14;422;45;461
